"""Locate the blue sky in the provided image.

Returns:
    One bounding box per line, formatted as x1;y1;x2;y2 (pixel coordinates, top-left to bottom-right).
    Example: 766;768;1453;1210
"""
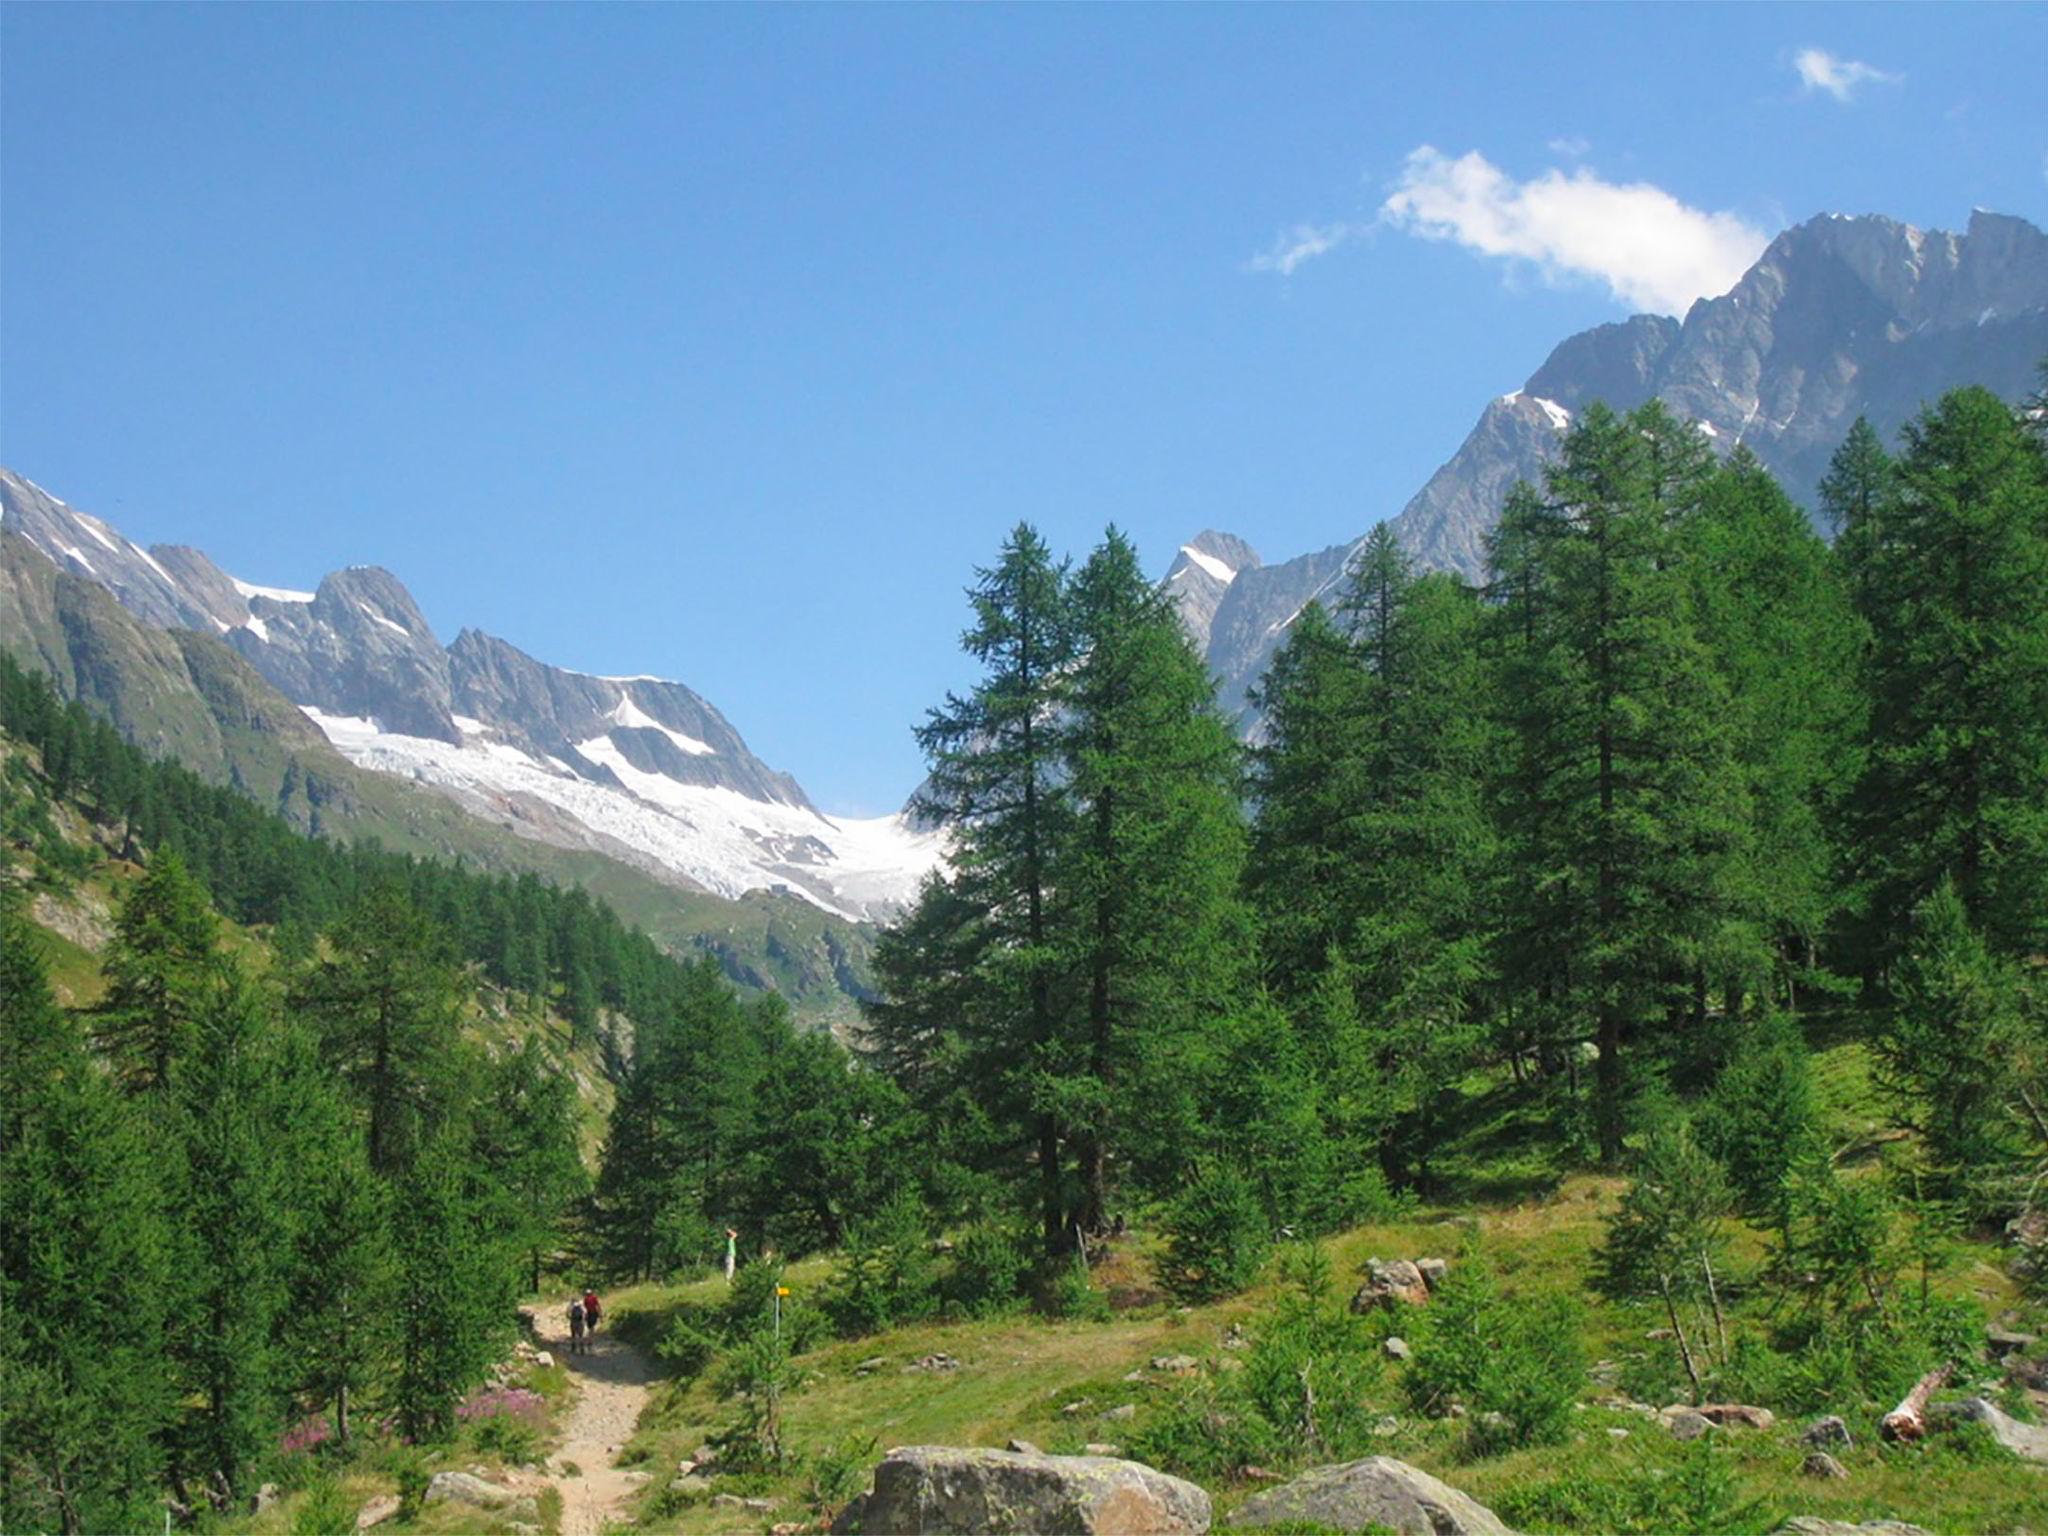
4;4;2045;813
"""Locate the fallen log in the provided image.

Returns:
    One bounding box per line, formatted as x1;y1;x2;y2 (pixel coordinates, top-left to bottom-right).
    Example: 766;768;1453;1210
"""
1880;1362;1954;1442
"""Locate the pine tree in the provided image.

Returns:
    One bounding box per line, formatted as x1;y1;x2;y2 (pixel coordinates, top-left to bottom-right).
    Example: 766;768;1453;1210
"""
1245;601;1370;1005
913;524;1076;1252
1848;387;2048;966
390;1130;512;1441
1878;880;2029;1183
1055;528;1256;1226
1489;402;1757;1160
292;887;465;1174
93;847;220;1093
1688;449;1865;1008
476;1039;586;1294
0;906;175;1535
274;1025;392;1446
172;961;291;1501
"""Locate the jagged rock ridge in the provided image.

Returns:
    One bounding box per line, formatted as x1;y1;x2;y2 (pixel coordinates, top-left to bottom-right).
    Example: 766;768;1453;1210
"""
1185;209;2048;725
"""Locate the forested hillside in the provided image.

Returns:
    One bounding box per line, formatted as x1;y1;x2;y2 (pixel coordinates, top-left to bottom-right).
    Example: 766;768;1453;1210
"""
6;374;2047;1536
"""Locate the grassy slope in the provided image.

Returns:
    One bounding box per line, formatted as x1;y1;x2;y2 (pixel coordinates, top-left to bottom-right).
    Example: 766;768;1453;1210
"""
580;1042;2043;1536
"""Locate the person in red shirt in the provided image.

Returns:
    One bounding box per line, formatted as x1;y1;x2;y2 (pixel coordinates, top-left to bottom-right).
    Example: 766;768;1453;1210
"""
582;1288;602;1334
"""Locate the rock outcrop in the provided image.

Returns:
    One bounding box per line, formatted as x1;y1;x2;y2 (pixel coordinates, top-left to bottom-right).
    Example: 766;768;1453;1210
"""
1232;1457;1513;1536
831;1446;1210;1535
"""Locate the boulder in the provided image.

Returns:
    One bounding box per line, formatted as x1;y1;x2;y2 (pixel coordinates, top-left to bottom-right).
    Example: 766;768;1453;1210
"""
1150;1355;1199;1374
1768;1523;1933;1536
253;1484;280;1513
353;1494;400;1529
1007;1440;1043;1456
1987;1327;2038;1356
1802;1452;1848;1480
1104;1404;1136;1423
424;1471;518;1509
533;1350;554;1370
1665;1409;1714;1442
1931;1396;2048;1462
1352;1260;1431;1313
667;1474;713;1498
1415;1258;1450;1290
1384;1337;1411;1362
1801;1415;1852;1449
1233;1458;1512;1535
1696;1403;1775;1431
830;1446;1210;1535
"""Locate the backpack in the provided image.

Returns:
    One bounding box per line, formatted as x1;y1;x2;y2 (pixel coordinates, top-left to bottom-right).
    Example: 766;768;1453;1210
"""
569;1300;585;1329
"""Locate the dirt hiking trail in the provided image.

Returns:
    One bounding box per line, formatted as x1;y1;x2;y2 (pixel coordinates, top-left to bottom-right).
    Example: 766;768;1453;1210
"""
517;1306;657;1535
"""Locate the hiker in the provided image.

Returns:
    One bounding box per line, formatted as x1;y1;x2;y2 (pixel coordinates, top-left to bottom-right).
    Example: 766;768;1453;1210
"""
567;1297;586;1355
582;1287;602;1335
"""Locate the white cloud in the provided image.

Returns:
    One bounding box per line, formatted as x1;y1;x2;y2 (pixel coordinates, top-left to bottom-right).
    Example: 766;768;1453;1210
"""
1379;146;1772;315
1247;222;1355;277
1794;47;1900;102
1547;135;1591;158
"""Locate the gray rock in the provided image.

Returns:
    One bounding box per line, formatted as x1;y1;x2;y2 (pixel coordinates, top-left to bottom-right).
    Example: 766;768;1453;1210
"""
1932;1396;2048;1462
253;1484;280;1514
1353;1259;1430;1313
1802;1414;1853;1449
1384;1337;1411;1361
1769;1523;1934;1536
1007;1440;1042;1456
1802;1452;1848;1480
1150;1354;1199;1374
1233;1457;1512;1535
830;1446;1210;1535
1082;1443;1123;1457
668;1474;712;1497
1988;1327;2039;1356
1666;1410;1714;1442
1415;1258;1449;1290
424;1471;518;1509
1104;1404;1137;1423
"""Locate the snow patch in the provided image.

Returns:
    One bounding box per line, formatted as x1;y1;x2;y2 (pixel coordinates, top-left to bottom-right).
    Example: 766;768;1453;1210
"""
243;616;271;643
301;709;939;919
356;601;411;638
55;543;97;574
450;715;489;736
1177;545;1238;585
610;696;714;755
1697;420;1720;439
232;577;315;604
1531;397;1572;432
76;515;122;554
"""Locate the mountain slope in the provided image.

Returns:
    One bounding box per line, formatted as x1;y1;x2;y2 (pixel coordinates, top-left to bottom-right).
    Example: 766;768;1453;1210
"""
0;468;941;925
0;529;883;1023
1190;208;2048;722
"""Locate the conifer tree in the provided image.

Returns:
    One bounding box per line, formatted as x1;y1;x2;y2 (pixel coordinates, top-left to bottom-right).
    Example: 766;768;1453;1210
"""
172;961;291;1500
476;1039;588;1294
1055;529;1255;1225
1688;450;1865;1006
913;523;1076;1252
1245;602;1370;1006
1489;402;1756;1160
274;1024;392;1445
292;887;465;1174
390;1130;512;1441
0;907;175;1535
1848;387;2048;965
93;847;220;1093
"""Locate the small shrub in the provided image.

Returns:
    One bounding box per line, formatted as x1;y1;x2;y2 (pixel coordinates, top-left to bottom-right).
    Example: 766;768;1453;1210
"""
392;1451;430;1522
1159;1166;1271;1303
288;1473;356;1536
536;1484;564;1536
657;1317;721;1379
943;1222;1031;1318
806;1432;880;1511
1041;1252;1112;1321
1495;1439;1771;1535
823;1191;939;1337
1406;1260;1584;1453
471;1412;542;1465
1698;1012;1817;1227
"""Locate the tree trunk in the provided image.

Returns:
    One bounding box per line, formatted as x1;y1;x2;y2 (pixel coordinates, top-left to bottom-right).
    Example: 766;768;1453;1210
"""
1881;1363;1954;1442
1659;1273;1702;1402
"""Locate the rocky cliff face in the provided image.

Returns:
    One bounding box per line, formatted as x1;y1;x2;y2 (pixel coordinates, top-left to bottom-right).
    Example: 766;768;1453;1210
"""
1188;209;2048;723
